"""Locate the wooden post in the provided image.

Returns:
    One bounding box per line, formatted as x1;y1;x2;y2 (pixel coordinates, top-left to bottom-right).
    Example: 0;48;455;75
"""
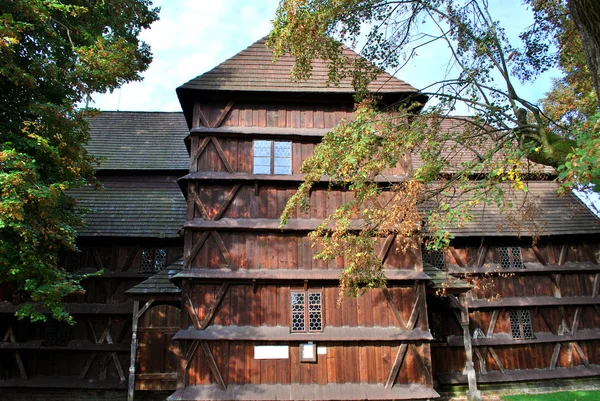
128;301;140;401
459;294;481;401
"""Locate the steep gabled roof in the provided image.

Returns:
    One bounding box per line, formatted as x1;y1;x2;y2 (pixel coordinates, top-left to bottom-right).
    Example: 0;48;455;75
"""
177;37;418;94
86;111;189;170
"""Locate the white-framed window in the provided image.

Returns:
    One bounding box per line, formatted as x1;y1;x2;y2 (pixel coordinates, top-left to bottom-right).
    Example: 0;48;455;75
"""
509;309;534;340
253;140;292;175
140;248;167;273
291;290;323;332
499;246;523;270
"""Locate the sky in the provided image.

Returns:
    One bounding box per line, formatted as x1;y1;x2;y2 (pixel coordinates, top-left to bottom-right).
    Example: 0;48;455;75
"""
89;0;559;112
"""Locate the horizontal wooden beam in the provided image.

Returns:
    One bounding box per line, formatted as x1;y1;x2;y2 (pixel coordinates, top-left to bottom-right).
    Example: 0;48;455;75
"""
173;268;430;282
446;328;600;347
438;364;600;385
189;126;330;139
463;296;600;309
135;372;177;381
0;377;128;389
173;325;433;342
168;383;439;400
179;172;408;184
448;262;600;275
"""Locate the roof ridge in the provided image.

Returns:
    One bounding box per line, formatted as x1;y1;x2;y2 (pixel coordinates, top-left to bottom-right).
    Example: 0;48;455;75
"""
177;35;418;95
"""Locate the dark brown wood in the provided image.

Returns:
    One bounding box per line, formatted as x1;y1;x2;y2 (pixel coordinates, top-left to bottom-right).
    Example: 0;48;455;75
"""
190;126;330;138
476;245;488;267
213;102;235;128
121;245;141;271
185;295;202;330
178;340;199;389
531;245;547;265
382;287;406;329
214;184;242;220
200;341;226;390
558;244;568;266
181;171;408;183
386;343;409;388
449;247;466;268
128;301;140;401
2;328;27;379
185;231;211;268
466;296;600;308
210;231;236;269
201;283;230;329
211;137;234;173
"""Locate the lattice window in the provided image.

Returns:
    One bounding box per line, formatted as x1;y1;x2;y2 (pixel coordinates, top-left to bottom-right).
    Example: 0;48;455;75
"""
499;246;523;270
253;140;292;175
140;248;167;273
42;320;71;346
291;290;323;332
509;309;534;340
422;249;445;269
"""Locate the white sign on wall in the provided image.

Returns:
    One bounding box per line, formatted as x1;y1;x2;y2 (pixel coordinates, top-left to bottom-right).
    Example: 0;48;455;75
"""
254;345;289;360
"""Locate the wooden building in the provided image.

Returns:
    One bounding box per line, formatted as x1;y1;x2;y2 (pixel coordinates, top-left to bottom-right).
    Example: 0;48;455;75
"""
1;36;599;401
0;112;188;395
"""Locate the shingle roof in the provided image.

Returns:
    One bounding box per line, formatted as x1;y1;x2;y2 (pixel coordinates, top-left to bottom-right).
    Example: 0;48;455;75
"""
126;259;183;296
86;112;189;170
448;182;600;237
177;37;418;94
71;180;186;238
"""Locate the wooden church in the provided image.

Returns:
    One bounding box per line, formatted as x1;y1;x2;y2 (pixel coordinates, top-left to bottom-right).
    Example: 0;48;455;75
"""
1;36;600;401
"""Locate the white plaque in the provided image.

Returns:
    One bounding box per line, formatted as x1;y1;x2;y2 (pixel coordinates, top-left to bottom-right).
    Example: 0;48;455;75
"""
317;346;327;355
254;345;289;359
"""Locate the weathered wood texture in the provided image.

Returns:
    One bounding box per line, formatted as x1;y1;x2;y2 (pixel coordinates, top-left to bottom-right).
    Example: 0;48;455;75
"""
431;238;600;381
135;305;181;391
184;231;416;271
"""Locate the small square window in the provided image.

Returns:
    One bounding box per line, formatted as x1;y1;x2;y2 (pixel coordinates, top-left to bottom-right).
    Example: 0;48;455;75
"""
499;247;523;270
140;248;167;273
291;290;323;332
253;140;292;175
422;249;445;269
509;309;534;340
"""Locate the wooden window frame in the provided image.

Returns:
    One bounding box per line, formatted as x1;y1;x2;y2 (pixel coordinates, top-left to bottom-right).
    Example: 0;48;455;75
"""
498;246;524;270
290;289;324;333
508;309;535;340
140;247;167;274
253;140;292;175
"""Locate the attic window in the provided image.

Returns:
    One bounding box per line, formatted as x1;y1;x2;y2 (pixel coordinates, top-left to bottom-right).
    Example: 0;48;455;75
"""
291;290;323;333
499;247;523;270
509;309;534;340
253;140;292;175
140;248;167;273
422;249;445;269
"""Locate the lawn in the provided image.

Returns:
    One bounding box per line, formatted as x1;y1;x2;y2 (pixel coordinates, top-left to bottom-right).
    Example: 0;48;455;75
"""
502;390;600;401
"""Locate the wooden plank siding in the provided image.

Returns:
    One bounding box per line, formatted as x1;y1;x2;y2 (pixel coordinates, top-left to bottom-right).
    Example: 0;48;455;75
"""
178;97;435;396
430;239;600;383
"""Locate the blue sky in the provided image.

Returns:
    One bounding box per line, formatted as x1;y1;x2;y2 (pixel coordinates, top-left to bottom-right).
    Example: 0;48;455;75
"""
90;0;560;112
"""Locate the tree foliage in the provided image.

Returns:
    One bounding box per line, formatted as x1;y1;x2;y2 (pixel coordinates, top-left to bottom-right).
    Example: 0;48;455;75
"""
269;0;600;297
0;0;158;321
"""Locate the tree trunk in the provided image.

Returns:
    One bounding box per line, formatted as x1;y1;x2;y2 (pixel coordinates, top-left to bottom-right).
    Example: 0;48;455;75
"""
568;0;600;106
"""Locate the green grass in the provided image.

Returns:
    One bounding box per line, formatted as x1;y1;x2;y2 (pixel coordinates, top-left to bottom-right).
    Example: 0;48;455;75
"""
502;390;600;401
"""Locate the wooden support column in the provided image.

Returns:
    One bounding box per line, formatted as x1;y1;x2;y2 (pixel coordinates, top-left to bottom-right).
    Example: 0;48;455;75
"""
459;294;481;401
128;299;154;401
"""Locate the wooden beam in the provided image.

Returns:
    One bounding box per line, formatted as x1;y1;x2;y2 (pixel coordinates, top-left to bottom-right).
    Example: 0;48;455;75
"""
185;295;202;330
378;235;395;265
473;348;487;374
93;248;105;271
573;342;590;367
476;245;488;267
539;308;557;335
558;244;568;266
178;340;199;389
201;283;230;329
196;106;210;128
385;343;408;388
488;348;505;373
212;101;234;128
211;231;236;269
190;187;210;220
410;344;432;385
592;273;600;298
128;301;139;401
549;343;561;370
571;307;581;334
184;231;211;269
382;287;407;329
581;242;598;264
135;299;155;320
190;136;211;172
449;247;466;268
531;245;547;265
211;137;234;173
200;341;226;390
214;184;242;221
487;309;500;337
